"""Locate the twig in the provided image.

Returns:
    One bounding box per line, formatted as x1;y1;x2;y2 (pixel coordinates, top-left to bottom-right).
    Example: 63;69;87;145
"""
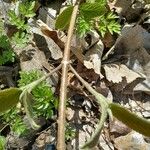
57;3;80;150
102;45;115;61
20;64;62;92
19;64;62;129
69;65;109;149
0;124;9;133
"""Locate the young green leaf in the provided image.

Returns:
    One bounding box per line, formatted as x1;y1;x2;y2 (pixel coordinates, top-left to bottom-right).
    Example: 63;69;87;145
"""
0;136;6;150
19;1;36;18
20;90;40;130
0;35;15;65
95;0;106;3
76;15;92;37
55;6;74;30
1;108;28;136
11;32;30;48
0;50;15;65
0;35;10;49
80;3;106;19
98;12;121;37
0;88;22;113
0;18;4;35
109;103;150;137
18;70;58;119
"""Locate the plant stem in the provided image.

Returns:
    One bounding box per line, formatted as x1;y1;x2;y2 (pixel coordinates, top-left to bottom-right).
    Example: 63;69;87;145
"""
70;65;109;149
0;124;9;133
21;91;40;129
20;64;62;92
102;45;115;61
69;65;108;106
57;4;79;150
19;64;62;129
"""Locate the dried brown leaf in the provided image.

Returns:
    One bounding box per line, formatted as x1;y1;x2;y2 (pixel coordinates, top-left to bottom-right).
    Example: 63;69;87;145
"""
103;64;142;84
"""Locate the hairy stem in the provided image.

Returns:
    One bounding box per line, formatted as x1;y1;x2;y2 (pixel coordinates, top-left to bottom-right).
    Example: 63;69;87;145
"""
20;64;62;92
21;91;40;129
70;65;109;149
19;64;62;129
57;3;80;150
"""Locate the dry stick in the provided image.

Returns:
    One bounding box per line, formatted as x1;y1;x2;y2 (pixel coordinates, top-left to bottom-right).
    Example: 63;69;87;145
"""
70;65;109;149
57;4;80;150
102;45;115;61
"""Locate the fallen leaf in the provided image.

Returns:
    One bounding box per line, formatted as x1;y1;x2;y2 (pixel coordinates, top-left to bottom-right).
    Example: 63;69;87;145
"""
114;131;150;150
103;64;143;84
112;25;150;93
83;31;104;75
37;19;64;50
142;101;150;118
108;0;145;22
114;25;145;57
110;117;131;136
32;26;63;60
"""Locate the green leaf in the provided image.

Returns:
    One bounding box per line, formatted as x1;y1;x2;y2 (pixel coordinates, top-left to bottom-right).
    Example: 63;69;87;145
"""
95;0;106;3
0;50;15;65
20;90;40;130
99;24;107;37
11;32;30;48
98;12;121;37
0;136;6;150
1;108;28;136
0;35;15;65
109;103;150;137
0;18;4;35
29;1;36;11
0;88;22;113
80;3;106;19
19;1;36;18
8;10;28;30
76;15;92;37
107;12;118;20
55;6;74;30
108;21;121;34
18;70;57;119
0;35;11;49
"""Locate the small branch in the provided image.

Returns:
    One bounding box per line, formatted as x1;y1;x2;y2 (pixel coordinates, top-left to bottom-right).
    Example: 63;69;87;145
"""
69;65;108;105
0;124;9;133
69;65;109;149
81;106;108;149
102;45;115;61
57;3;80;150
19;64;62;129
20;64;62;92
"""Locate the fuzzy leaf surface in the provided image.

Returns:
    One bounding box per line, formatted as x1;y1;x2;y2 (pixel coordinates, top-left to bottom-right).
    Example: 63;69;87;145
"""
0;88;22;113
55;6;74;30
109;103;150;137
80;3;106;19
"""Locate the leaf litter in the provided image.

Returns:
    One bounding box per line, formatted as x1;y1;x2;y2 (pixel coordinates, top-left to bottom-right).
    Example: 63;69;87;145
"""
0;0;150;149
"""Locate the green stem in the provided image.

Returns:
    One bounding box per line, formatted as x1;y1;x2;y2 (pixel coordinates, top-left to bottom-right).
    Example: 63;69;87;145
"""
21;90;40;129
0;124;9;133
57;2;80;149
70;65;109;149
81;106;108;149
20;64;62;92
19;64;62;129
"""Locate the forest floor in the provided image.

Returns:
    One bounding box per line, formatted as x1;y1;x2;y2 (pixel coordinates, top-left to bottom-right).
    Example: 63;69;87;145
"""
0;0;150;150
